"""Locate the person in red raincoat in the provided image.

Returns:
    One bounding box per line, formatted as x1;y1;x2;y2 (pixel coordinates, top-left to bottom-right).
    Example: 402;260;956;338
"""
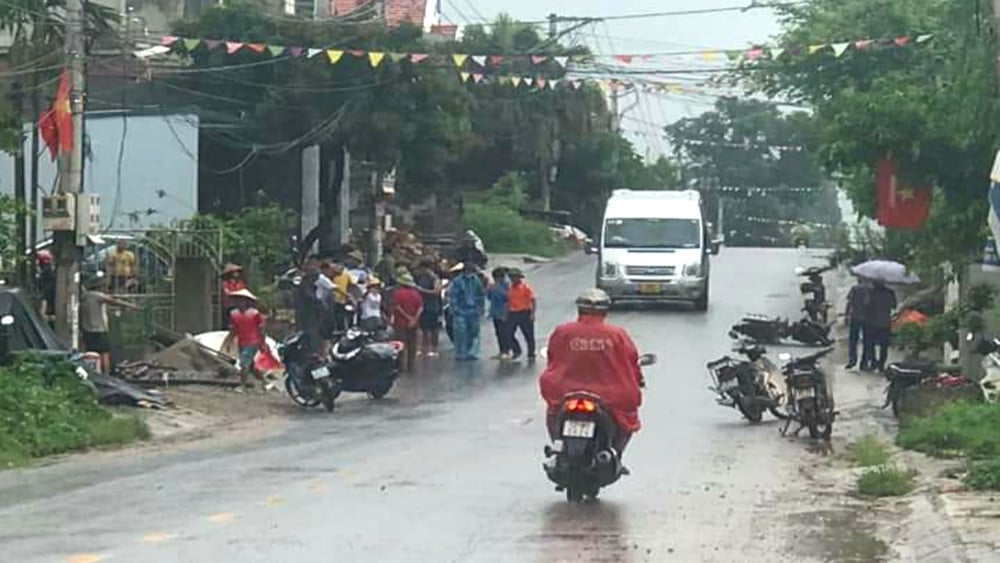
539;289;643;453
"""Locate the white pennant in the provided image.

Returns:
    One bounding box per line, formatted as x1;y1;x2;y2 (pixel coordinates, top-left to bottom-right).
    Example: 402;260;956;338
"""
553;56;569;68
549;79;560;89
916;34;933;43
307;48;322;58
770;47;785;60
831;42;850;57
471;55;487;67
524;77;534;86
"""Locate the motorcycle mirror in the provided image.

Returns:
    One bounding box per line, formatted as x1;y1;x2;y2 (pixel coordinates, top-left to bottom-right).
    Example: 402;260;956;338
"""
967;332;976;342
778;352;792;362
639;353;657;367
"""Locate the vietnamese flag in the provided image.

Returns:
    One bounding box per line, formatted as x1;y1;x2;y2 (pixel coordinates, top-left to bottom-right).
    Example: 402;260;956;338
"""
38;68;73;161
876;156;931;229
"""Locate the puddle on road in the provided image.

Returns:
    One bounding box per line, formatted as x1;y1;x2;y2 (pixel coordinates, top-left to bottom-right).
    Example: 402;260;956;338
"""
789;509;889;563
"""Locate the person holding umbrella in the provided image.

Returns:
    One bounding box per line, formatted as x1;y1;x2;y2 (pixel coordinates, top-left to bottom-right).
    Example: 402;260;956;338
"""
844;277;871;370
862;279;897;372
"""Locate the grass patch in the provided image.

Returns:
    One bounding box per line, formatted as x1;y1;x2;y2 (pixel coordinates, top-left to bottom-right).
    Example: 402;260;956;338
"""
464;203;566;258
897;402;1000;459
849;435;891;467
965;458;1000;491
857;465;918;497
0;354;149;467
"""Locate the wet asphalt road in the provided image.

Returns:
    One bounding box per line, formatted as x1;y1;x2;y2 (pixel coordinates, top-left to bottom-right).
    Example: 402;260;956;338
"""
0;248;838;563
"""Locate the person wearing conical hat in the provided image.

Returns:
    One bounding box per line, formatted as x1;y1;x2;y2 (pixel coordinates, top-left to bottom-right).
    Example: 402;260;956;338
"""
220;263;247;329
392;273;423;372
222;288;266;389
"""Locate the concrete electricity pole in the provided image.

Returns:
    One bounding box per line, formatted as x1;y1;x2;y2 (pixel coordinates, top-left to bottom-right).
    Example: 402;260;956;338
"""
53;0;85;345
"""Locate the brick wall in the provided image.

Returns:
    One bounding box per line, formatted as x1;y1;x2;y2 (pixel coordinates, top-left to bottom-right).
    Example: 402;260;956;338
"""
331;0;427;26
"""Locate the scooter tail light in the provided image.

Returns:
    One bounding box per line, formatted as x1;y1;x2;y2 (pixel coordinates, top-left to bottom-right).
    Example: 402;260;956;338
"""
565;398;597;413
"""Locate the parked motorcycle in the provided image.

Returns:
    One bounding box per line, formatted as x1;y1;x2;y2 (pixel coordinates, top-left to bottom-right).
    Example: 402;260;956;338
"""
543;354;657;503
797;265;833;324
707;344;788;423
279;327;403;411
729;315;832;347
778;348;836;439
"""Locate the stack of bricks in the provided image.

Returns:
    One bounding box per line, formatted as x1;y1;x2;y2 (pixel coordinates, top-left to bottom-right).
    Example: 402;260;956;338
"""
331;0;427;27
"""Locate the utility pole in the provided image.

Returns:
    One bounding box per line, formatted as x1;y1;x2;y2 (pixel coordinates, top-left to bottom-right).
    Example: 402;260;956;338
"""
12;77;26;286
54;0;85;346
548;13;558;40
539;13;559;211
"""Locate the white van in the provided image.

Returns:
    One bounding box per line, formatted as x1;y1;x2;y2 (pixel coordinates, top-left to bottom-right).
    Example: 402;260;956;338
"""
590;189;719;311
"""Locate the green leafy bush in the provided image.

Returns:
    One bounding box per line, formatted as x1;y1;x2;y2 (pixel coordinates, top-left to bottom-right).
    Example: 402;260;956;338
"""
964;458;1000;491
850;435;891;468
897;402;1000;458
0;355;148;466
857;465;918;497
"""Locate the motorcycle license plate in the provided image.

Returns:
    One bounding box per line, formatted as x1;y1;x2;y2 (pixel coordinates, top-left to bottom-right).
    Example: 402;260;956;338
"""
562;420;596;438
796;387;816;399
311;366;331;379
638;283;662;295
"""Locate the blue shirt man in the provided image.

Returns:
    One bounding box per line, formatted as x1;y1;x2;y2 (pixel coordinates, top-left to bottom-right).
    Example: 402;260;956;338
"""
449;266;486;360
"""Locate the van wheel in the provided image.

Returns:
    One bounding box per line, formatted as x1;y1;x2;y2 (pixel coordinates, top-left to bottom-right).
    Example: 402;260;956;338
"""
693;286;709;312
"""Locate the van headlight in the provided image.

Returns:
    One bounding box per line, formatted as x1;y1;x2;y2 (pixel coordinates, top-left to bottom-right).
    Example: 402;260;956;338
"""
603;262;619;277
684;263;702;277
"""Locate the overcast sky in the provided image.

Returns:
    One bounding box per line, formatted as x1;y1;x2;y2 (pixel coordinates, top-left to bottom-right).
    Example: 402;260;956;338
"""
438;0;782;159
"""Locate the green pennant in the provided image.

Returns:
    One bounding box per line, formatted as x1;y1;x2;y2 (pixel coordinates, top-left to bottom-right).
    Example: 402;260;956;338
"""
268;45;284;57
183;38;201;52
389;52;407;63
724;50;742;62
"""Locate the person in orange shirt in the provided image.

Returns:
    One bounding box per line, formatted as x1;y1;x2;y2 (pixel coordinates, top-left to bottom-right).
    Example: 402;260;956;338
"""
506;269;536;360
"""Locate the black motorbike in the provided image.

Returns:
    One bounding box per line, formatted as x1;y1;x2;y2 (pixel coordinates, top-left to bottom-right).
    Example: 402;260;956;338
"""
779;348;836;439
543;354;656;503
883;360;970;418
707;344;788;423
729;315;832;347
798;265;833;323
279;327;403;412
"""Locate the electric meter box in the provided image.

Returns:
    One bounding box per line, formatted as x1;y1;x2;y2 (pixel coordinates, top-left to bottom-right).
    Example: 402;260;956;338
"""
41;193;100;245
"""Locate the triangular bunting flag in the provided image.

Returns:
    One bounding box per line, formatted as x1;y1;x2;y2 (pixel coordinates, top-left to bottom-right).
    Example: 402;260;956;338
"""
746;48;764;62
471;55;487;67
512;76;523;87
553;56;569;68
915;34;933;44
389;52;407;63
536;78;547;89
288;46;303;57
161;35;179;46
368;52;386;67
854;39;873;50
531;55;548;65
184;39;201;52
524;77;534;86
807;44;826;55
498;76;511;85
225;41;242;54
615;55;633;64
770;48;785;59
571;80;582;90
831;42;850;57
701;51;720;61
472;73;484;84
460;72;471;83
203;39;222;51
453;54;468;67
349;50;365;58
725;50;742;61
410;54;429;64
489;55;504;66
894;36;911;47
326;50;344;64
668;84;684;93
247;43;266;53
267;45;283;57
550;79;560;89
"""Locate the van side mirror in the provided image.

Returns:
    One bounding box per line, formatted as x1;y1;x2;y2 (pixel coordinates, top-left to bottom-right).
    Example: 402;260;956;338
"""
710;240;721;256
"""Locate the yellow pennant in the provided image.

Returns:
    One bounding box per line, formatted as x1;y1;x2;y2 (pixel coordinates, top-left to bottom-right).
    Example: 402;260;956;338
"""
368;52;386;67
326;49;344;64
453;54;468;67
460;72;471;83
700;51;720;62
807;44;827;55
511;76;523;87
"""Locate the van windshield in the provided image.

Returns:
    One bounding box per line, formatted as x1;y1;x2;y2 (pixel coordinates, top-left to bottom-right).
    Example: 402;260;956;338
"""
604;218;701;249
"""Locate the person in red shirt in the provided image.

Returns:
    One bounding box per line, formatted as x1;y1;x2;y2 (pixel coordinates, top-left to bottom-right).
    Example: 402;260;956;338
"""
539;289;643;455
220;263;247;328
392;273;423;372
223;289;266;389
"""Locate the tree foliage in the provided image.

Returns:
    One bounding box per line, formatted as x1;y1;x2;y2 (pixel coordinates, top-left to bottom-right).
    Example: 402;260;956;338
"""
750;0;999;268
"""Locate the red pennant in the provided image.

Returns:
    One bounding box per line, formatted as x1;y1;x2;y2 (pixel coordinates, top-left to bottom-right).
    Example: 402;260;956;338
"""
203;39;222;50
225;42;243;54
288;46;304;57
161;35;178;46
854;39;874;50
746;48;764;61
472;73;484;83
615;55;633;64
531;55;548;65
349;50;365;57
893;36;911;47
490;55;504;66
247;43;267;53
536;77;547;89
876;157;931;229
410;53;429;63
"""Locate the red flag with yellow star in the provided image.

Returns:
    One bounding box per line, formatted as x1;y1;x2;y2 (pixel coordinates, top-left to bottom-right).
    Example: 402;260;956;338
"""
876;156;931;229
38;68;72;161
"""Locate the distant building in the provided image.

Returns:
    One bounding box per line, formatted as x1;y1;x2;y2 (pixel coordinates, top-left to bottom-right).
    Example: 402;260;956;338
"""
332;0;429;27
